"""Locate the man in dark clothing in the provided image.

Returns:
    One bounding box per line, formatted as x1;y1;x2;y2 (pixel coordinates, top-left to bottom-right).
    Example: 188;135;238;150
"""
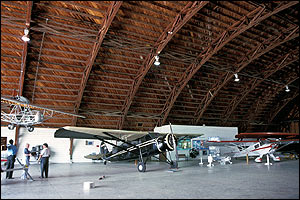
37;143;50;178
6;139;18;179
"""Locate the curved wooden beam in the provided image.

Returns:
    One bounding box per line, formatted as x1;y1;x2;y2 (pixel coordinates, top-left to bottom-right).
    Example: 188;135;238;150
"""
72;1;122;125
244;76;299;132
117;1;209;129
267;92;299;128
221;48;299;125
157;1;298;127
193;24;299;125
18;1;33;96
16;1;33;146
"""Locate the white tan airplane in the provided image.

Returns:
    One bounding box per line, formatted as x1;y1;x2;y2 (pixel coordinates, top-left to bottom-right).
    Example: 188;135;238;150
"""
191;132;299;165
1;96;85;132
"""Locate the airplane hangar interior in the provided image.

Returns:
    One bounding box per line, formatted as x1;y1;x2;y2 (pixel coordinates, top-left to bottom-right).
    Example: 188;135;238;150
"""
1;1;299;199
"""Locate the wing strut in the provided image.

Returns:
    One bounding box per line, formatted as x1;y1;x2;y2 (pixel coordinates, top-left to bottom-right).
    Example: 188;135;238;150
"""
169;123;179;169
93;135;146;163
102;131;140;149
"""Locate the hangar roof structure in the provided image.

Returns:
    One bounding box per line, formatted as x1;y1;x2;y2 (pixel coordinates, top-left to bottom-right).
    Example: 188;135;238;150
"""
1;1;299;132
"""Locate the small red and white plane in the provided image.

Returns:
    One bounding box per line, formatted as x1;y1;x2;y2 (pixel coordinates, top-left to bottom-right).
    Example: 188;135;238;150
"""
192;132;299;165
233;132;298;163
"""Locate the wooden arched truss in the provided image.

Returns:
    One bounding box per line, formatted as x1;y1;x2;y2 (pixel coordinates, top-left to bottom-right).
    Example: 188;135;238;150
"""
193;24;299;125
220;48;299;125
117;1;209;130
72;1;122;125
243;76;299;132
18;1;33;97
266;92;299;131
156;1;298;127
1;1;298;131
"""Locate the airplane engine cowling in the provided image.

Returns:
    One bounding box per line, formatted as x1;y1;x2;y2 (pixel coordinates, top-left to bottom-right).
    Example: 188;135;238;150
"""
155;134;178;152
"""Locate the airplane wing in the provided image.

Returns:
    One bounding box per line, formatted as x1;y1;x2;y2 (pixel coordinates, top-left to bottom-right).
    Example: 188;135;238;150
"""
1;97;85;118
235;132;299;139
54;126;204;141
198;132;299;146
202;140;259;147
54;126;150;141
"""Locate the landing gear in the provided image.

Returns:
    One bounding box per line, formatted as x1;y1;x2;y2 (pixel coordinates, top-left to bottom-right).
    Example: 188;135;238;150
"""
27;126;34;132
8;124;15;130
137;148;147;172
137;162;146;172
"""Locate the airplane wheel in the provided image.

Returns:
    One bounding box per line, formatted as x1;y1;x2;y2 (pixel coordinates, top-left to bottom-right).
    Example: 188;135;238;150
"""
28;126;34;132
8;124;15;130
137;162;146;172
103;160;107;165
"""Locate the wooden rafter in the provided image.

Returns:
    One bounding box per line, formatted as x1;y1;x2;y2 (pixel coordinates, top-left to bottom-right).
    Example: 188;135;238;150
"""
267;92;299;128
244;76;299;132
117;1;209;130
72;1;122;125
18;1;33;96
156;1;298;127
221;48;299;125
15;1;33;146
193;24;299;125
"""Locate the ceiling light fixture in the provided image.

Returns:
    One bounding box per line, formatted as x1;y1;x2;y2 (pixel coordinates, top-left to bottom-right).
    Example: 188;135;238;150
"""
234;73;239;82
22;28;30;42
285;85;290;92
154;55;160;66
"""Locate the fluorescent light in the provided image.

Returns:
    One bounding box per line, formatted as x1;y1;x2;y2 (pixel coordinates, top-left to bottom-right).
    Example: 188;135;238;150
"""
285;85;290;92
234;73;239;82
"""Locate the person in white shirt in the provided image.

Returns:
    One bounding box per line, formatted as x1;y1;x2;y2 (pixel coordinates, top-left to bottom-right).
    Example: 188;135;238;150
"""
37;143;50;178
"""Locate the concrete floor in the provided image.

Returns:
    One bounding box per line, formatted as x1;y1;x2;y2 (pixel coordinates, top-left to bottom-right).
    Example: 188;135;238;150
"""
1;158;299;199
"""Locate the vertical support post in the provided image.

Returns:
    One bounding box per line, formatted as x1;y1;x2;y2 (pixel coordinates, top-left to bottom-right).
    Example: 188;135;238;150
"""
15;1;33;148
14;126;20;146
69;138;73;163
246;154;249;165
265;154;272;165
170;122;178;169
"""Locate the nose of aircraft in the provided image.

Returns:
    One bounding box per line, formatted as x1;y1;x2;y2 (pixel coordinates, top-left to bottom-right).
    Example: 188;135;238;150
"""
164;133;178;151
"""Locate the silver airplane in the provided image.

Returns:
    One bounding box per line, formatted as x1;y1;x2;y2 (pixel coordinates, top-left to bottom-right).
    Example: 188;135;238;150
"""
1;96;85;132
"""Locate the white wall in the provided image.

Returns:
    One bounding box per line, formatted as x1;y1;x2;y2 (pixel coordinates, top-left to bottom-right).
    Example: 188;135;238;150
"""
154;124;238;140
154;124;238;160
1;127;102;163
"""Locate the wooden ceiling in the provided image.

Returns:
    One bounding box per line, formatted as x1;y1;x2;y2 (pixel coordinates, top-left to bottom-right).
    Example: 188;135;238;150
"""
1;1;299;132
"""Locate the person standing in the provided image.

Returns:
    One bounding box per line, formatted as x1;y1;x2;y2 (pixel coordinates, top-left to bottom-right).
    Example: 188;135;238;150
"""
6;139;18;179
21;143;31;179
37;143;50;178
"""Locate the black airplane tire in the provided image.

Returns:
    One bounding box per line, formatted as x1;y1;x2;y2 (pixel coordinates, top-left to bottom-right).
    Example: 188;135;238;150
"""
137;162;146;172
8;124;15;130
28;126;34;132
103;160;107;165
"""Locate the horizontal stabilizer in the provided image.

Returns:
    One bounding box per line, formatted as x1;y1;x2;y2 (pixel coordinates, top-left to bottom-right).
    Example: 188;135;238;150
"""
84;154;105;160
